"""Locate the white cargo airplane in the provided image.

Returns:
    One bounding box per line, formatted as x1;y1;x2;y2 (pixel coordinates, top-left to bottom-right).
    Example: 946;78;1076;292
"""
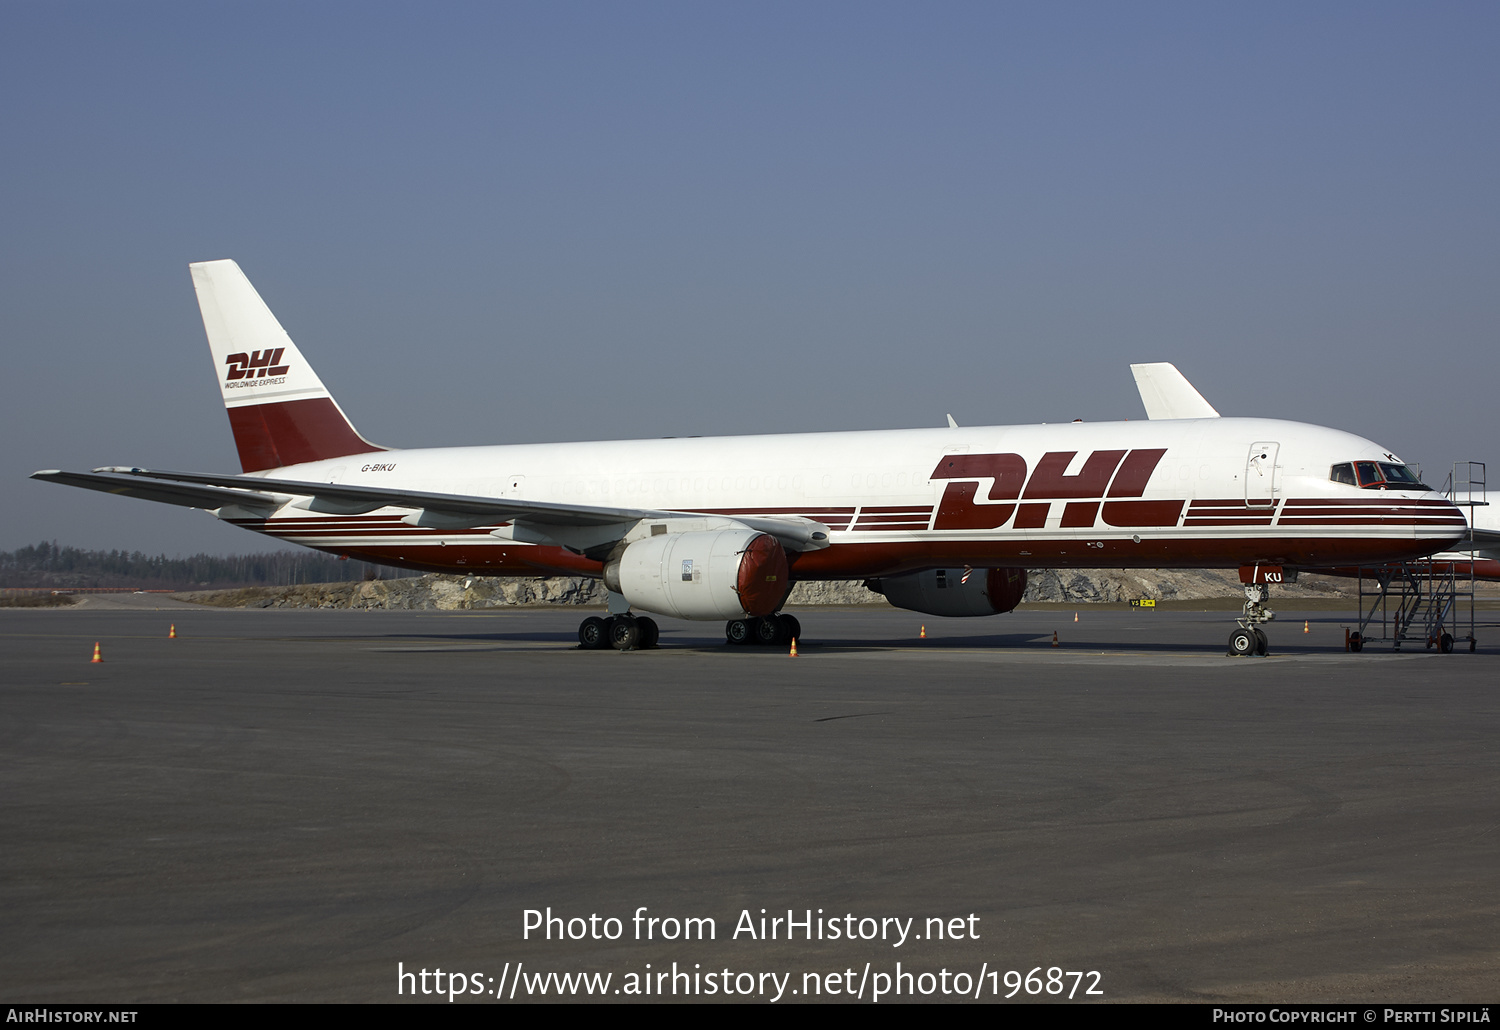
33;261;1469;655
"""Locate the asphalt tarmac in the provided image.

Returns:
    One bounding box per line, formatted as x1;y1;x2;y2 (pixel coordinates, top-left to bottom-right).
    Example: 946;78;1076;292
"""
2;604;1497;1003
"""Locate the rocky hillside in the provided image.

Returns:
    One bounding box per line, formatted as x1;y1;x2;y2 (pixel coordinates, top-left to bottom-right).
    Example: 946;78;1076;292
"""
1024;568;1355;602
181;568;1356;611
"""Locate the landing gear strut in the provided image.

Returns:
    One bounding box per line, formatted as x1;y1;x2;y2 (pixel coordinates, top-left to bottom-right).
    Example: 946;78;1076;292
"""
726;613;801;647
1227;582;1274;657
578;614;659;651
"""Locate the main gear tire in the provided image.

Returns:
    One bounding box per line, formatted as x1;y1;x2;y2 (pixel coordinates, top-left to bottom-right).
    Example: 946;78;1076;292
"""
579;616;609;650
754;615;791;646
609;617;641;651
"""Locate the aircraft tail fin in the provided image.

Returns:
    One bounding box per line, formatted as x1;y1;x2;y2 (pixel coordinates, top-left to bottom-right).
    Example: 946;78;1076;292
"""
191;260;385;472
1130;362;1221;420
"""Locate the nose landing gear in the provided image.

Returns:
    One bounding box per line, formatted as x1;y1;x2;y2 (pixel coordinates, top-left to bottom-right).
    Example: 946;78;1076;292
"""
1228;582;1275;657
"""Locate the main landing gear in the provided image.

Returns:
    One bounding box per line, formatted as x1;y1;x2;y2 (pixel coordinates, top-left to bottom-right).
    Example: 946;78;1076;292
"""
1227;582;1274;657
726;613;801;647
576;612;802;650
578;614;660;651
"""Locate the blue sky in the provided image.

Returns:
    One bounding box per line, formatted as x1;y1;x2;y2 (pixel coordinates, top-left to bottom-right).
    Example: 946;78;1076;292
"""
4;1;1497;554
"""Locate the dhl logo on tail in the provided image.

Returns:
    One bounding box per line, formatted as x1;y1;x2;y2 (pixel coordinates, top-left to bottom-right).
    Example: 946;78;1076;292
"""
225;348;290;381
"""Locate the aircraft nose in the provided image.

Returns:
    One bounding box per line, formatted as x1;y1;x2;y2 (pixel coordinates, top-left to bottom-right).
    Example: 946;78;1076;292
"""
1434;497;1472;543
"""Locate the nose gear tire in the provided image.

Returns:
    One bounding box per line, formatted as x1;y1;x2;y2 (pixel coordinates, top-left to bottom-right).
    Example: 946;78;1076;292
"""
1229;628;1256;656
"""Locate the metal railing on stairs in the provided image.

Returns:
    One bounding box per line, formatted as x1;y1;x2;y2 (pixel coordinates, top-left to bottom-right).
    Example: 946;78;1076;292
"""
1350;461;1483;653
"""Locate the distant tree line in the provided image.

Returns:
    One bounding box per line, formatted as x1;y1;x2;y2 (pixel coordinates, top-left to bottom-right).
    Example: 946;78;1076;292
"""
0;541;415;590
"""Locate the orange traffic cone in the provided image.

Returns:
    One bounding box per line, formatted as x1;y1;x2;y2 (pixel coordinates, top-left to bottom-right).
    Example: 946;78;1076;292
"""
920;625;926;639
1074;612;1079;623
169;623;177;639
789;637;798;657
90;642;103;663
1303;620;1309;634
1052;631;1059;647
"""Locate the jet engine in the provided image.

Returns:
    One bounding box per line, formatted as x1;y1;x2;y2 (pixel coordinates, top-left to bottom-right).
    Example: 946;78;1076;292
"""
607;528;790;620
866;567;1027;617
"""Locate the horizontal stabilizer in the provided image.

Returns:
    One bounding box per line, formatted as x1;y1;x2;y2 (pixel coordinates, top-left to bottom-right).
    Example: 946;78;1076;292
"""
1130;363;1220;420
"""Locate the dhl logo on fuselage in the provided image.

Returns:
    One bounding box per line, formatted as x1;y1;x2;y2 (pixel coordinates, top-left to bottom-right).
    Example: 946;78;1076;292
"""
930;448;1183;529
225;348;290;381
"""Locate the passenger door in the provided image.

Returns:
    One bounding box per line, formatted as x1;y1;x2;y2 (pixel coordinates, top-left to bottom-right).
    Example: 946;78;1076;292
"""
1245;442;1279;508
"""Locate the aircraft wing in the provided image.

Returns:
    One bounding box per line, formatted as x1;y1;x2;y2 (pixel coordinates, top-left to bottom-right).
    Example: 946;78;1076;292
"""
31;469;286;512
1455;527;1500;559
38;467;832;551
1130;362;1221;420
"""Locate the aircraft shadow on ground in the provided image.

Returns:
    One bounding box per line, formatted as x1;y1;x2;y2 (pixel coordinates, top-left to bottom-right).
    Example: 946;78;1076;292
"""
377;631;585;643
370;628;1360;655
655;635;1337;655
366;623;1476;656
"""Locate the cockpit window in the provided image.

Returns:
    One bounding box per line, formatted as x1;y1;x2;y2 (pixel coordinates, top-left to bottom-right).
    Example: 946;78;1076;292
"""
1332;461;1430;490
1379;463;1424;488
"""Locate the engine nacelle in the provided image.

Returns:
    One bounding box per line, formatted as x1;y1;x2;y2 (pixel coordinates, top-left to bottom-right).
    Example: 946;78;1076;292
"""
866;567;1027;617
609;529;790;620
